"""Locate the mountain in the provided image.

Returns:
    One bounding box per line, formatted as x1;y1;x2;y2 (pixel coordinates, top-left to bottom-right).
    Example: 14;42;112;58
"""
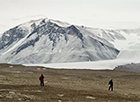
115;62;140;72
1;18;139;64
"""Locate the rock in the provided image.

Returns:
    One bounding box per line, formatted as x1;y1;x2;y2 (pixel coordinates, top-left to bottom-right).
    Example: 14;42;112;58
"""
5;91;16;99
43;68;46;70
58;100;62;102
6;95;13;99
9;91;16;95
35;90;42;92
124;93;128;96
86;96;96;100
57;94;64;97
44;81;48;84
37;68;41;70
27;72;33;74
0;95;3;98
23;95;31;100
25;100;30;102
18;98;22;101
23;94;36;100
9;66;13;68
62;77;69;80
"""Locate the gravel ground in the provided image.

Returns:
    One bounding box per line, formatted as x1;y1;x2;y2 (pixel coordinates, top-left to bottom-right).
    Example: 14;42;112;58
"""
0;63;140;102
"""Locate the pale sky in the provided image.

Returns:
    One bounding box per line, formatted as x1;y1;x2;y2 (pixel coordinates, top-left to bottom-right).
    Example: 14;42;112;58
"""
0;0;140;33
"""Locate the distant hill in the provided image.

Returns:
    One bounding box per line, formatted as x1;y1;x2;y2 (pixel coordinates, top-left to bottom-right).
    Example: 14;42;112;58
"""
114;63;140;72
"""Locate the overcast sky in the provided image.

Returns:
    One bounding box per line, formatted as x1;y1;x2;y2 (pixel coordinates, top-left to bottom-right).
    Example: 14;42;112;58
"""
0;0;140;33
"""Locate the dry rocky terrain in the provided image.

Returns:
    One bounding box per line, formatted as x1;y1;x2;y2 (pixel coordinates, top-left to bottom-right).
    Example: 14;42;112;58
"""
0;63;140;102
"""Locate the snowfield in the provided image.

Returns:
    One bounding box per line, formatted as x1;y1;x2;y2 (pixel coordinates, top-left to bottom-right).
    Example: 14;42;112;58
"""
24;58;140;70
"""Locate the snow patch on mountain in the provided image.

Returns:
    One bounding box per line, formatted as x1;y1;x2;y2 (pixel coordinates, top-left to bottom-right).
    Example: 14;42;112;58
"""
50;19;70;27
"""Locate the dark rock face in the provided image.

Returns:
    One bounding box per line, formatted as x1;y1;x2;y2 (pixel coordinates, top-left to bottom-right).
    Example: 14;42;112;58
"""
0;26;29;50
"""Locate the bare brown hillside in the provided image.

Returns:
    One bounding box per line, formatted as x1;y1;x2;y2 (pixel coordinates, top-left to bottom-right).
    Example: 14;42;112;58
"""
0;63;140;102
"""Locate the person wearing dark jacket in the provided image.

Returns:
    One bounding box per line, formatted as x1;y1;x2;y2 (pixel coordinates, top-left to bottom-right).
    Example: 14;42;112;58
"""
39;74;44;86
108;79;113;91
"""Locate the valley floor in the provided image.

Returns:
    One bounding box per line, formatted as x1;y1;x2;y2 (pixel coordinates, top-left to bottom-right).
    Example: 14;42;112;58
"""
0;63;140;102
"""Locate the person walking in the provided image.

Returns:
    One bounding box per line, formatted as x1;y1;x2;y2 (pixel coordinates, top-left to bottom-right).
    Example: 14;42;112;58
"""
39;74;44;86
108;79;113;91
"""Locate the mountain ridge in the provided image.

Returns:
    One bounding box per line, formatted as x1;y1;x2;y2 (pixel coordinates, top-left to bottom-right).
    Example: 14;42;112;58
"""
1;18;139;64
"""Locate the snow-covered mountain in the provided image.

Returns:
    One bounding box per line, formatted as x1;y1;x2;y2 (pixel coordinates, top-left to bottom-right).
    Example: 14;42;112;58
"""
0;18;139;64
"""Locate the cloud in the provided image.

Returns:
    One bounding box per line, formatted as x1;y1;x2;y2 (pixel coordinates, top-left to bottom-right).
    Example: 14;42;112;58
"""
0;0;140;29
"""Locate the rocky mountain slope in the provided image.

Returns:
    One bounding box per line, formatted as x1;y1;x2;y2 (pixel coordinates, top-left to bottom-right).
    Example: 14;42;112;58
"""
0;18;121;64
0;18;140;64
